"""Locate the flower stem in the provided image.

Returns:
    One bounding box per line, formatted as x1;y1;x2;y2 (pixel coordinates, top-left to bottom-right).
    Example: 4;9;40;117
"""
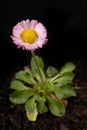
31;51;44;83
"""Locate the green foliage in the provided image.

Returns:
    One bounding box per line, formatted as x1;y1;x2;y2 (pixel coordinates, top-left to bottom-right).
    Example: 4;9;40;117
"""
53;85;76;99
25;96;36;113
31;55;44;71
9;54;77;122
46;66;58;77
47;96;65;117
60;62;75;75
36;96;48;114
10;80;29;91
52;72;74;84
15;70;37;85
9;91;34;104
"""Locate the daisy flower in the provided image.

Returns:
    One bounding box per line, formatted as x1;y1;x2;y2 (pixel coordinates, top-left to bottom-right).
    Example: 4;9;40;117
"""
11;19;48;51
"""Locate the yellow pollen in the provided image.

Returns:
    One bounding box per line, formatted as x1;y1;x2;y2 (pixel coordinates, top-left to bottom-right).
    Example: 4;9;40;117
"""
21;29;38;44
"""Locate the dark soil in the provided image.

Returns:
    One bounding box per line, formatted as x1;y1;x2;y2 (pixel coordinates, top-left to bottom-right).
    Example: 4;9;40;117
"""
0;59;87;130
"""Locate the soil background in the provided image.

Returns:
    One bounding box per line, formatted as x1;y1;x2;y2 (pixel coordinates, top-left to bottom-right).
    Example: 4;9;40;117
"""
0;0;87;130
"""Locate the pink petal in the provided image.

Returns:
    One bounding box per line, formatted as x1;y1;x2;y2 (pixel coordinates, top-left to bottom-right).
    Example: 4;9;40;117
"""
20;19;30;29
30;20;38;29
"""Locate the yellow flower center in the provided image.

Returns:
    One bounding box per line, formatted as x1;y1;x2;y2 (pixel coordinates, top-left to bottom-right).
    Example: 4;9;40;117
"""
21;29;38;44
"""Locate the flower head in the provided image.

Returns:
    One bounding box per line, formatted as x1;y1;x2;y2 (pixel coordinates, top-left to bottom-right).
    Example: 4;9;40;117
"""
11;19;48;51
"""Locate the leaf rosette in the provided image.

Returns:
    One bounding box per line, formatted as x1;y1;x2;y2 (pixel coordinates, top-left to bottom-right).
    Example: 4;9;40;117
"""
9;55;76;121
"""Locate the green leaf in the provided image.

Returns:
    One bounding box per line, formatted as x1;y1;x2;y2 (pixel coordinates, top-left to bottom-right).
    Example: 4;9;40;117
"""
26;109;38;122
37;96;48;114
30;55;44;73
54;85;76;99
25;98;36;113
25;95;38;121
60;62;75;75
47;96;65;117
46;66;58;78
9;91;34;104
10;80;29;91
39;68;46;82
38;102;48;114
45;82;55;93
15;70;36;84
53;72;74;84
59;85;76;98
30;55;46;83
33;72;42;83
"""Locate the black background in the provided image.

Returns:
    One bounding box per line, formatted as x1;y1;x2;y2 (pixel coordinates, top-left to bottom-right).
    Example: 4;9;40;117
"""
0;0;87;78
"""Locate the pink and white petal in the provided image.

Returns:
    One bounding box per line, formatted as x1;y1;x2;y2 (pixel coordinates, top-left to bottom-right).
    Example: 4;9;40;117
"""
26;43;38;51
35;23;47;38
30;20;38;29
36;23;47;33
15;41;37;51
25;19;31;28
13;28;23;36
16;23;24;31
37;30;47;39
24;44;34;51
12;31;21;38
20;20;30;29
36;38;47;47
31;43;38;49
13;25;24;33
35;40;44;48
11;36;22;42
